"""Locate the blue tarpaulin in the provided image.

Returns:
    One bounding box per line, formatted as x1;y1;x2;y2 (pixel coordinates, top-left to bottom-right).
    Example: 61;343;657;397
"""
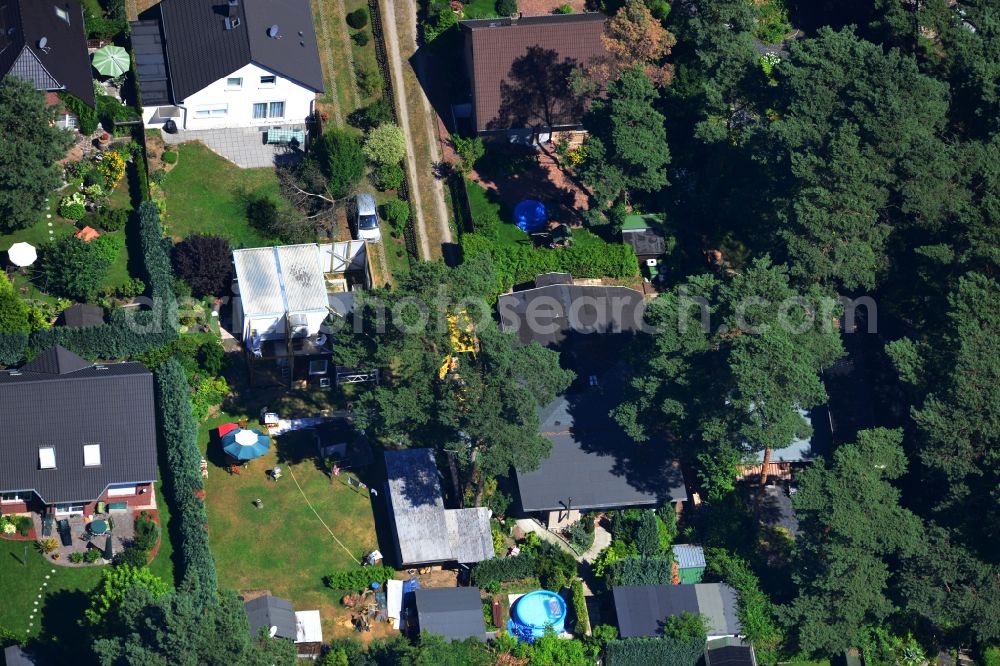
514;200;547;233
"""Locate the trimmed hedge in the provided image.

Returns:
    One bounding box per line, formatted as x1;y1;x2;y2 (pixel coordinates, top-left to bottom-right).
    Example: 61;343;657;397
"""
155;359;217;602
705;548;783;664
604;637;705;666
324;565;396;592
461;232;638;294
0;202;176;365
472;554;536;589
59;92;99;135
571;578;590;637
608;556;675;586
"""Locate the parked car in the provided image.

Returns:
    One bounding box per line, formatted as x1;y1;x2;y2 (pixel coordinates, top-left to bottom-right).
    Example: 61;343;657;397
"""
354;193;382;242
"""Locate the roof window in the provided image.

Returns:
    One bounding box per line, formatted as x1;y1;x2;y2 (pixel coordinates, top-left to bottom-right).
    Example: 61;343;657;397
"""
39;447;56;469
83;444;101;467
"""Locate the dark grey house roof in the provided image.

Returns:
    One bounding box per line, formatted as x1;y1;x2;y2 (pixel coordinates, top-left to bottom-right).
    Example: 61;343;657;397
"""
244;595;296;640
60;303;105;328
0;0;95;106
0;346;158;504
139;0;324;103
612;584;741;639
384;449;493;566
705;638;757;666
516;365;687;512
497;276;646;347
414;587;487;642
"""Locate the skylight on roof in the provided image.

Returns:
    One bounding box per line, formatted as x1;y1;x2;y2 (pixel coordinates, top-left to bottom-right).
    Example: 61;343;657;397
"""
39;447;56;469
83;444;101;467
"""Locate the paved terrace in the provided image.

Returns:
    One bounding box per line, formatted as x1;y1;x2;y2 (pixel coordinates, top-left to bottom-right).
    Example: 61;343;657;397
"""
161;126;308;168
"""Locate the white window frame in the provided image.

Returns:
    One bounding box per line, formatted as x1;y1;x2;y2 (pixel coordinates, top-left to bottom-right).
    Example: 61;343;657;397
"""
1;492;28;503
83;444;101;467
39;447;56;469
309;359;328;375
259;75;277;87
54;503;84;516
194;104;228;118
55;6;70;23
253;100;286;120
226;77;243;90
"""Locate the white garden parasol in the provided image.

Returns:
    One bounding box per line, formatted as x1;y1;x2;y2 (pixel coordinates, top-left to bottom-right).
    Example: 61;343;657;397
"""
7;242;37;267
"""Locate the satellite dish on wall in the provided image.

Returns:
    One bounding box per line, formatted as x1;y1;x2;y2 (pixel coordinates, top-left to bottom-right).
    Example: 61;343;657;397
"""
267;24;279;38
38;36;47;48
268;625;278;638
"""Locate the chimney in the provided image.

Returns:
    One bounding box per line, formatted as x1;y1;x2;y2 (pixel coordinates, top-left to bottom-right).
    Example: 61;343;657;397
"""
228;0;239;19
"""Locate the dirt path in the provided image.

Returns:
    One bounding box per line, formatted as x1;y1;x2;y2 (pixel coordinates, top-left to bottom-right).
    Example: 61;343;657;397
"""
379;0;452;259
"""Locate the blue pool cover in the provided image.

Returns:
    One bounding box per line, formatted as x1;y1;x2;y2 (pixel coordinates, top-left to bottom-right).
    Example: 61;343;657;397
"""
507;589;567;641
514;199;547;233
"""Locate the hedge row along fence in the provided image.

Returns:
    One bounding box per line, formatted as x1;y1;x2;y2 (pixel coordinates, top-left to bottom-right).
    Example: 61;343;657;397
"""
471;553;537;590
0;202;177;365
324;565;396;592
155;358;218;603
604;636;705;666
461;232;639;295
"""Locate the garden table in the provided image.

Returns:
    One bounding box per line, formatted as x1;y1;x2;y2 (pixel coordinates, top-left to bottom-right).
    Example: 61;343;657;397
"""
89;519;108;536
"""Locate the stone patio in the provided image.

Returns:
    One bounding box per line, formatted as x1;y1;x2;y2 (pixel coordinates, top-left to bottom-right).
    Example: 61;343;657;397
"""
33;510;140;567
161;126;308;168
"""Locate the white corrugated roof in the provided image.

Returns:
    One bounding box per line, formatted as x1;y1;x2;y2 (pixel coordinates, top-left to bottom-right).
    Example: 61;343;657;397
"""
294;610;323;643
318;241;367;273
233;245;328;317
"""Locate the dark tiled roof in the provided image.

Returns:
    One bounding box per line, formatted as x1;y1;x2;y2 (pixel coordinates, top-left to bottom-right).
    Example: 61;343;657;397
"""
497;278;646;348
612;584;741;639
462;13;607;132
60;303;106;328
415;587;487;642
0;347;158;504
244;595;296;640
0;0;95;106
145;0;323;103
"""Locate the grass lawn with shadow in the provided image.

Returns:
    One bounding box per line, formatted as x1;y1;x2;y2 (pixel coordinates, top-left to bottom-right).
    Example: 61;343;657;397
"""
197;407;380;642
159;142;282;246
0;538;102;659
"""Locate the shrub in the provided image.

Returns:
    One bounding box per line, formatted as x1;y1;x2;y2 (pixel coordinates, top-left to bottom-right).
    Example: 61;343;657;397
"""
116;277;146;299
705;549;783;663
190;375;229;421
566;518;594;553
60;93;99;135
59;192;87;220
70;551;85;564
532;542;576;590
346;7;368;29
99;207;129;232
496;0;517;16
553;3;573;13
374;162;404;191
472;554;536;589
85;548;102;563
172;234;233;297
982;647;1000;666
116;545;149;568
14;515;31;536
363;123;406;165
491;522;506;556
98;150;126;188
324;565;396;591
593;539;637;578
571;578;590;636
161;151;177;164
354;62;382;98
608;557;674;586
604;637;705;666
451;135;484;175
381;198;410;236
351;30;369;46
38;235;115;301
634;510;660;557
133;511;159;552
315;129;366;199
36;538;58;554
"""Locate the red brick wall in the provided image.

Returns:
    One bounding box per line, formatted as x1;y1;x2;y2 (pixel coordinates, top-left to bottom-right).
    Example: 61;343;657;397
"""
0;501;28;515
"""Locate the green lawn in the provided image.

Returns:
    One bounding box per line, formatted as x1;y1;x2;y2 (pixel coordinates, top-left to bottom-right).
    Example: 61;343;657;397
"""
159;143;281;246
198;402;379;642
465;178;531;247
462;0;499;19
0;539;102;658
147;483;175;585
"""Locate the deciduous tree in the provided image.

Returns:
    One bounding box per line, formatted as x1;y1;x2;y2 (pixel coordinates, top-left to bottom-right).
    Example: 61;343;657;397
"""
172;235;233;297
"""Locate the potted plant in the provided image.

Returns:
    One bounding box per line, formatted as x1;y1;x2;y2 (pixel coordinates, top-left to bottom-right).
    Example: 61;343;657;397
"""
97;132;111;148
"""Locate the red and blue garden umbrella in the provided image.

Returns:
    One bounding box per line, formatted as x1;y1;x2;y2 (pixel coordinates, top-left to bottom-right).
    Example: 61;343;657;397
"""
221;427;270;461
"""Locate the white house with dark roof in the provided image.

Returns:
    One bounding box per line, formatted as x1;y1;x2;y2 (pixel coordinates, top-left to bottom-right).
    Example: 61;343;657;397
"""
132;0;323;129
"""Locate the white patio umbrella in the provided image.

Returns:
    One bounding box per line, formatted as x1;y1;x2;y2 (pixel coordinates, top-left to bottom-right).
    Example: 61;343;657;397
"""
7;242;37;267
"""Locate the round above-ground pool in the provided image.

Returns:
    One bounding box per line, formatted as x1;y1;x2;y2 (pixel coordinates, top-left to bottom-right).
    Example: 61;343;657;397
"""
514;199;548;233
507;590;567;641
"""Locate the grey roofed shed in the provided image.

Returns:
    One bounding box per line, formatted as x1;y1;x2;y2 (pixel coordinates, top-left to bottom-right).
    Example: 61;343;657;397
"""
612;584;741;639
3;645;36;666
414;587;487;642
0;346;159;505
673;544;707;569
244;595;296;640
384;449;493;566
60;303;105;328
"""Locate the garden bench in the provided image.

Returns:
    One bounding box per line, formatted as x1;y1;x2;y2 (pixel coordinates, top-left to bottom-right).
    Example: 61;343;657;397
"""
266;128;306;145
